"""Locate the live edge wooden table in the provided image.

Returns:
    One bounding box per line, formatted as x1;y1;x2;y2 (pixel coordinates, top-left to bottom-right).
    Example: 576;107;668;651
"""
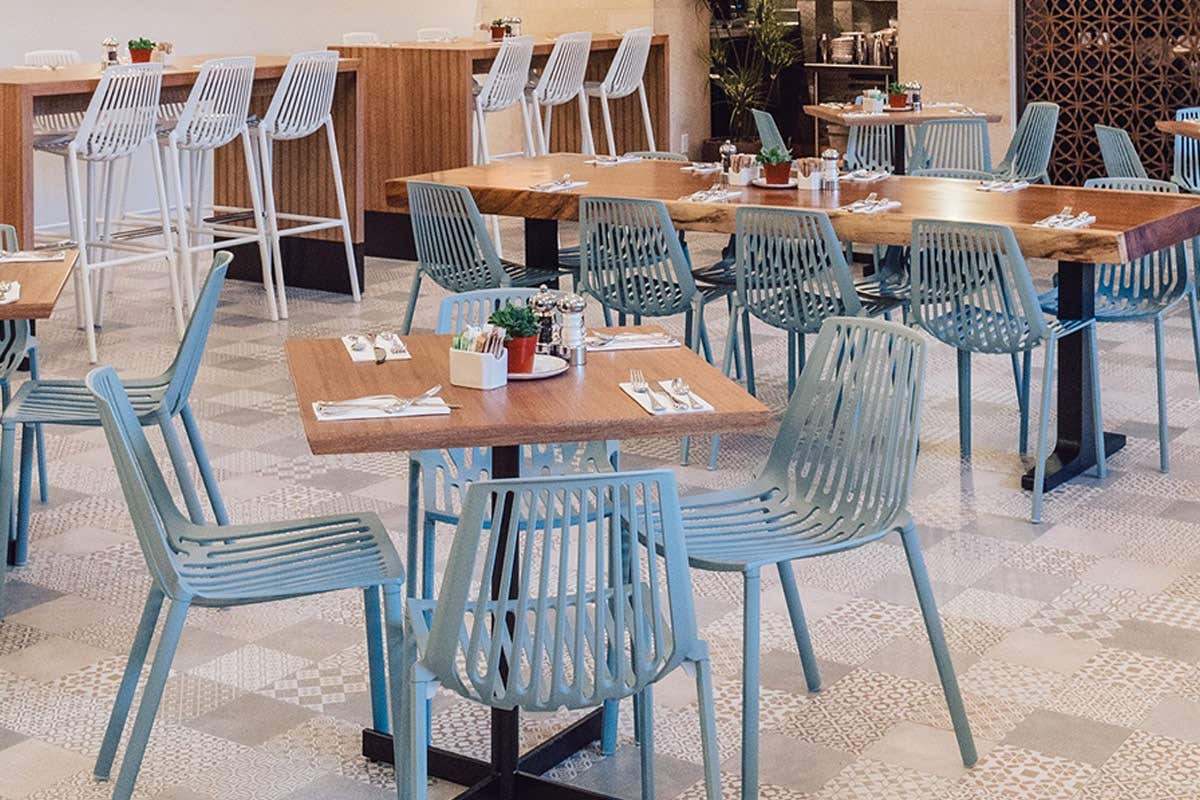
802;104;1003;174
0;56;363;295
286;331;769;800
386;153;1200;496
332;34;669;258
0;250;76;321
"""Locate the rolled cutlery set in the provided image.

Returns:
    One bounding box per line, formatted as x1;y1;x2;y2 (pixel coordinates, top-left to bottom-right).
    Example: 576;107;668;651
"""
622;369;712;414
840;192;901;213
343;332;410;363
1034;206;1096;229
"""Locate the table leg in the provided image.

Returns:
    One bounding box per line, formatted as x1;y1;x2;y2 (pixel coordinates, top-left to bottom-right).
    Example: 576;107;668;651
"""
525;218;560;289
361;442;613;800
1021;260;1124;492
893;125;907;175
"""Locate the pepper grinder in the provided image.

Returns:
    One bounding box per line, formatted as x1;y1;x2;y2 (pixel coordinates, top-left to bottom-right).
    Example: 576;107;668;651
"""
528;284;559;354
556;292;587;366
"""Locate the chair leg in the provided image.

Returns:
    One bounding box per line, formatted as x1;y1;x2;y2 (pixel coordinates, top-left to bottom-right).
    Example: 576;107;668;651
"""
577;91;595;156
157;411;207;525
1020;349;1032;457
1031;340;1056;524
325;120;362;303
68;154;100;363
900;524;977;767
363;586;390;734
637;82;656;151
740;568;761;800
742;308;757;396
1011;351;1029;456
406;464;420;595
111;599;190;800
532;99;547;156
241;129;279;321
0;424;15;572
149;139;185;339
636;685;655;800
15;426;33;559
380;584;413;799
26;347;47;505
1154;315;1169;473
692;650;722;800
165;142;195;316
601;698;619;755
599;90;617;156
399;617;429;800
258;131;289;319
180;404;228;526
1087;325;1107;480
777;562;821;692
95;587;164;781
957;349;972;459
1187;289;1200;398
402;272;424;336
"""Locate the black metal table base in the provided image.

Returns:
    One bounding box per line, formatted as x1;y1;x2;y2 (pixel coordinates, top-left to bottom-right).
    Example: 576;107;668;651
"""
361;709;613;800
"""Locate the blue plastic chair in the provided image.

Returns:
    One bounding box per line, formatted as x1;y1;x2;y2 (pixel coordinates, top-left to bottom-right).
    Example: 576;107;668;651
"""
752;108;788;154
845;124;895;173
402;181;561;334
909;167;995;181
1171;107;1200;193
1;254;232;571
84;365;406;800
994;101;1059;184
909;117;992;174
911;219;1106;522
681;317;975;800
1095;125;1148;179
1040;177;1200;472
400;470;720;800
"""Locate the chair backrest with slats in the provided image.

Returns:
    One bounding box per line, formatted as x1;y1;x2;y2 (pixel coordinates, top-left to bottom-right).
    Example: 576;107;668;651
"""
736;207;863;334
171;57;256;151
910;167;994;181
1173;107;1200;191
996;101;1059;183
600;27;653;99
763;317;926;539
579;196;697;319
535;32;592;107
436;288;538;334
477;35;535;113
0;228;28;378
845;124;895;173
1096;125;1148;179
910;118;992;173
752;109;787;154
24;49;80;67
72;63;163;161
261;51;339;140
159;254;231;416
424;469;698;711
408;182;507;291
910;219;1049;354
342;32;380;45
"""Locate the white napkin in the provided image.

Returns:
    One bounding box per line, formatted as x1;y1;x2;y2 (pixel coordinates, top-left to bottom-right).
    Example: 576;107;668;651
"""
1034;212;1096;229
530;180;588;192
977;179;1030;193
842;169;890;183
681;163;722;174
0;250;66;264
844;111;887;118
620;381;714;415
0;282;20;306
341;334;412;362
680;189;742;203
585;333;681;352
840;199;901;214
585;155;643;167
313;397;450;422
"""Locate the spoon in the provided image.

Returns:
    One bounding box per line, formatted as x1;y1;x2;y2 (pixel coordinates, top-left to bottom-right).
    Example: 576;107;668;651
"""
670;378;702;410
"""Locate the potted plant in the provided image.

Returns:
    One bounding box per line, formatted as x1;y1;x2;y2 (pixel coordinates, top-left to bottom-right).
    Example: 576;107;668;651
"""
886;80;909;110
490;19;510;41
489;302;539;373
756;145;792;185
128;37;156;64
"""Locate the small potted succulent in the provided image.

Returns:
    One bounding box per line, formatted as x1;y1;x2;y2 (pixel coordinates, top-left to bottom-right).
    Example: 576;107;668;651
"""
756;145;793;185
489;19;510;41
489;302;539;373
128;37;156;64
886;80;909;110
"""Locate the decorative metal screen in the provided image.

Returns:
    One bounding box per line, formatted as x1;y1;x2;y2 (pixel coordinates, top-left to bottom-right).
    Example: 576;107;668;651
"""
1022;0;1200;184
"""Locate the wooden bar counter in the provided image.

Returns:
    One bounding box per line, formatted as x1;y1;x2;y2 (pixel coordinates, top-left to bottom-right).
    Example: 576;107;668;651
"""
0;55;364;295
332;34;669;257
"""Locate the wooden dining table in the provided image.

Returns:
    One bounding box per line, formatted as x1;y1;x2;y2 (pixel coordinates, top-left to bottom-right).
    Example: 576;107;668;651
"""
386;153;1200;497
286;329;770;800
0;250;76;321
803;104;1003;174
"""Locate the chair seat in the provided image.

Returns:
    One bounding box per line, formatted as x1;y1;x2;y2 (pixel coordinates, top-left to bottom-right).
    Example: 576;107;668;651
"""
32;132;74;155
921;307;1091;354
557;245;581;271
502;258;565;287
678;484;902;571
1039;287;1185;322
4;378;168;426
584;80;635;100
172;511;403;605
691;258;736;288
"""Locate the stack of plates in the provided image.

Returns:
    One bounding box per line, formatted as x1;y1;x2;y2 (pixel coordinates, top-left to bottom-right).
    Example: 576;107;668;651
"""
831;37;856;64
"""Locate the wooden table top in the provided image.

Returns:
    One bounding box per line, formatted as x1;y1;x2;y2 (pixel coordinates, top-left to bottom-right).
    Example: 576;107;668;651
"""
803;104;1003;127
0;55;360;94
386;154;1200;264
338;33;667;58
286;330;771;455
0;250;76;320
1156;119;1200;140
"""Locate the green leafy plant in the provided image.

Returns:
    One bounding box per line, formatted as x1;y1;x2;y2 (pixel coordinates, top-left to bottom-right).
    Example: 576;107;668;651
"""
886;80;907;96
705;0;802;139
128;37;155;51
488;303;538;340
491;19;505;27
756;145;790;166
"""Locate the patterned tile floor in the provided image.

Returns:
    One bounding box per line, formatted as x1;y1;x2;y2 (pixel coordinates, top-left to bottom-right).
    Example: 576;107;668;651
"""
3;225;1200;799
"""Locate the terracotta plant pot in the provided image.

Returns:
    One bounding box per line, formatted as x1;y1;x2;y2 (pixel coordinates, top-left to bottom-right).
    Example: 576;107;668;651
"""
130;49;153;64
888;93;909;109
761;162;792;185
490;26;507;41
505;335;538;373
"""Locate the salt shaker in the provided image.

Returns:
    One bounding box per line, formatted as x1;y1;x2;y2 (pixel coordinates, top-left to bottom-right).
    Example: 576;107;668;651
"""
821;148;840;186
556;292;587;366
528;284;559;354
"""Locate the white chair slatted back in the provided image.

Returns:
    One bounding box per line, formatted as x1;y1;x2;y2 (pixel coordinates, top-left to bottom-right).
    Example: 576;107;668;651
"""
535;32;592;107
417;27;454;42
477;35;535;113
172;57;256;151
601;27;653;99
261;51;340;141
24;49;80;67
341;32;380;45
72;63;164;161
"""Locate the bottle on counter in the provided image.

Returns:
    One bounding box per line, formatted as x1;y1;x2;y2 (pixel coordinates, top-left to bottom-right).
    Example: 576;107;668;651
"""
818;33;830;63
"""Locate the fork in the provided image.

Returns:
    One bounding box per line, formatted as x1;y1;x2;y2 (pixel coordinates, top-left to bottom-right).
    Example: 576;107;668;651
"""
629;369;664;412
670;378;703;410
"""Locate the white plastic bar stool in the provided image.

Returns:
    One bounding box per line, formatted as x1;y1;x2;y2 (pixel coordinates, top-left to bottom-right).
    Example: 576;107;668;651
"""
162;57;277;320
27;50;84;241
341;32;380;45
585;27;655;155
472;35;536;164
65;63;183;363
530;31;594;155
254;50;361;319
